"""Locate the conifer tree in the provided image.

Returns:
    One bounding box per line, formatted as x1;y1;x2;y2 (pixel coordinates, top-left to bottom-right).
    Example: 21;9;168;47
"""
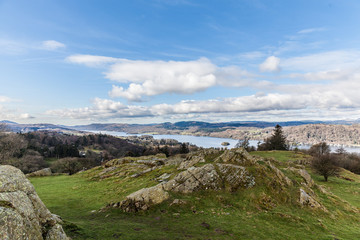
258;124;288;150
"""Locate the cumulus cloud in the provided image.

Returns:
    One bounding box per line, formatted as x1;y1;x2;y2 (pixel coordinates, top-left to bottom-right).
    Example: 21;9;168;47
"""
41;40;66;50
48;89;358;121
66;55;268;101
106;58;217;101
259;56;281;72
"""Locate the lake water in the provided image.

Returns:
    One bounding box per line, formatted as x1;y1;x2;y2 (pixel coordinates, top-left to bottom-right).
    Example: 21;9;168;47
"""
87;130;360;153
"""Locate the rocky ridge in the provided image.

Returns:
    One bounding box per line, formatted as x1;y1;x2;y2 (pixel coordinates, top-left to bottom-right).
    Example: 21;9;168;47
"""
98;148;331;213
0;165;69;240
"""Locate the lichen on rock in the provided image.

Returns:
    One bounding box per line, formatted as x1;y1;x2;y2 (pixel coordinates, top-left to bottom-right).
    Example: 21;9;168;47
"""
0;165;69;240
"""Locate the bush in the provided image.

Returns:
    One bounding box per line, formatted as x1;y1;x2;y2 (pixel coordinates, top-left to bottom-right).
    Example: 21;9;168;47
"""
51;157;99;175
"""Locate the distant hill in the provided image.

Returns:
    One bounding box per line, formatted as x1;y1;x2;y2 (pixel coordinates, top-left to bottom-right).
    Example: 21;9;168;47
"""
0;120;18;124
4;119;360;146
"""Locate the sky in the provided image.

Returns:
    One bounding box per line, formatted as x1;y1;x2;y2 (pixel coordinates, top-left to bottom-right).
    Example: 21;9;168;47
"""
2;0;360;125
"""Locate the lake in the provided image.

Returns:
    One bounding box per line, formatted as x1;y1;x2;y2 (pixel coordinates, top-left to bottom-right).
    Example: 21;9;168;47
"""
87;130;360;153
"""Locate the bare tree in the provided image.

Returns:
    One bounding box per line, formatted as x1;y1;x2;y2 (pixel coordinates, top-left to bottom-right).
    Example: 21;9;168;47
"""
311;154;339;181
0;133;27;164
308;142;331;157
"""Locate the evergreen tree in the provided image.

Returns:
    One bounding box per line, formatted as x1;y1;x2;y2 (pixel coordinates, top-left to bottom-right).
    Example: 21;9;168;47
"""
258;124;288;150
269;124;288;150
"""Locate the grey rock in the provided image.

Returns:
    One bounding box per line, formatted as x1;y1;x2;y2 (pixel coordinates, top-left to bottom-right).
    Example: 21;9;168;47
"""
26;168;52;177
215;148;256;165
0;165;69;240
266;161;293;187
287;167;314;187
299;188;327;211
164;164;221;193
216;164;255;191
119;184;169;212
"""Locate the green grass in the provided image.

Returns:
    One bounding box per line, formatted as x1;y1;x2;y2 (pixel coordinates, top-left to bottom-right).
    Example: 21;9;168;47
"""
30;151;360;240
250;150;310;163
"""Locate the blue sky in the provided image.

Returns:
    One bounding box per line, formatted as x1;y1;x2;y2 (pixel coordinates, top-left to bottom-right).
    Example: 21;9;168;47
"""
1;0;360;124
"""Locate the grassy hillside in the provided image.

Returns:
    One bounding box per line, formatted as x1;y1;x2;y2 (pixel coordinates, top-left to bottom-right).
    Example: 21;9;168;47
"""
30;151;360;240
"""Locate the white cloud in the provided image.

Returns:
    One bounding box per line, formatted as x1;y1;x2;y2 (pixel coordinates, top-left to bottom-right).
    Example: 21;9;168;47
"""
297;28;326;34
282;50;360;72
18;113;35;119
47;98;151;120
215;66;268;88
106;58;217;101
41;40;66;50
237;51;266;60
288;70;350;81
66;54;119;67
259;56;281;72
0;96;12;103
67;55;266;101
48;89;359;121
0;104;34;120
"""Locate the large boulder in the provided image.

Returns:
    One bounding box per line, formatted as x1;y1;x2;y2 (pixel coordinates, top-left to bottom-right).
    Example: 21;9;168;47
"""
0;165;69;240
117;184;169;212
26;168;52;177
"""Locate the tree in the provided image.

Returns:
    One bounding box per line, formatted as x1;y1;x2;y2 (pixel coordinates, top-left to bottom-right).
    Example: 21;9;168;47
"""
51;157;80;175
15;150;47;174
235;137;255;152
258;125;288;150
0;133;27;164
311;154;339;181
235;137;250;149
309;142;338;181
308;142;331;157
180;143;189;154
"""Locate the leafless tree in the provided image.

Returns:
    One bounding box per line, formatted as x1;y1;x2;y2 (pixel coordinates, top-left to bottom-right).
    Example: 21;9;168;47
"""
311;154;339;181
0;133;27;164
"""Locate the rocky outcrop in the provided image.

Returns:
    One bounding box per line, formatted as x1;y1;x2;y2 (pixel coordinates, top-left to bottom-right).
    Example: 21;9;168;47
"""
267;161;293;187
164;164;221;193
215;148;256;165
216;164;255;191
287;167;314;187
178;154;205;170
104;148;329;214
0;165;69;240
299;188;327;211
114;161;256;212
26;168;52;177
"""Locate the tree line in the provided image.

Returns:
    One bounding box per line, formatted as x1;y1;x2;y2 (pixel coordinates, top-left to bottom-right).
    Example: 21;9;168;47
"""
0;128;192;175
